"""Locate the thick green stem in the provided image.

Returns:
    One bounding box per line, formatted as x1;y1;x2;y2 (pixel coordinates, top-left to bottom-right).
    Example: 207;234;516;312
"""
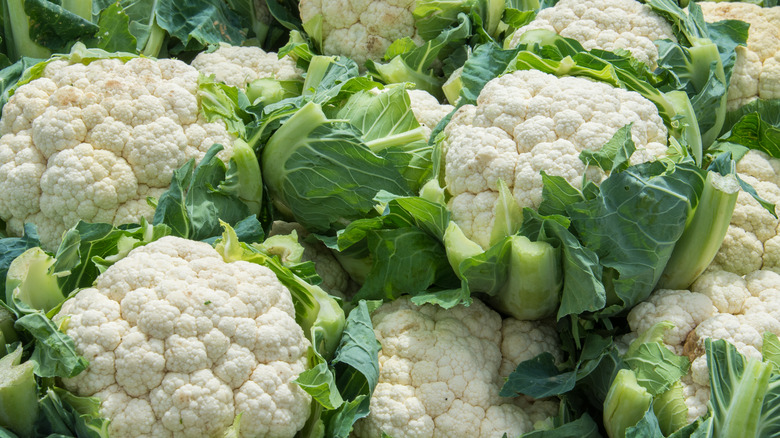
4;0;51;60
665;90;702;166
657;171;739;290
364;127;427;153
603;369;653;438
0;346;38;437
488;235;561;320
714;359;772;438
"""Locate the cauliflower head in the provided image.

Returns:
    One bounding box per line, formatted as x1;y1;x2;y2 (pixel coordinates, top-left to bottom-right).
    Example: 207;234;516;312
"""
0;56;237;249
626;268;780;423
299;0;421;67
699;2;780;110
191;43;303;90
509;0;677;67
352;297;561;438
54;236;312;438
708;150;780;276
442;69;668;248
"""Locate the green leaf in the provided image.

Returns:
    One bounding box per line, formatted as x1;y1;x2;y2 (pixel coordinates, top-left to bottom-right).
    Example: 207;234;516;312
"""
720;99;780;158
295;362;345;410
24;0;99;53
0;224;40;299
262;102;412;233
579;123;636;173
154;0;245;50
624;342;690;396
92;2;137;52
355;227;450;301
14;312;88;378
567;163;705;312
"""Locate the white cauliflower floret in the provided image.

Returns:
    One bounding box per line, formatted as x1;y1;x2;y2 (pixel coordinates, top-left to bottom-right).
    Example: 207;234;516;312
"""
0;56;237;249
299;0;421;67
627;268;780;424
509;0;677;67
710;150;780;275
352;297;559;438
406;89;454;139
54;237;311;438
699;2;780;110
443;69;667;248
191;43;303;89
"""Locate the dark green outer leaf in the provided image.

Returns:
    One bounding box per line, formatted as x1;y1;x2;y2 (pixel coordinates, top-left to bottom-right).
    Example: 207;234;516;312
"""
520;414;601;438
624;405;665;438
354;228;449;301
154;0;245;49
567;163;705;312
14;312;88;378
274;124;411;233
25;0;99;53
720;99;780;158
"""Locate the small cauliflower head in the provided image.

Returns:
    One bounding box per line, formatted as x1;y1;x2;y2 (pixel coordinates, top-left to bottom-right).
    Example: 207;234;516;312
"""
627;268;780;423
407;89;454;140
0;56;237;249
509;0;677;67
299;0;420;67
268;221;354;300
699;2;780;110
709;150;780;276
352;297;561;438
442;69;668;248
191;43;303;89
54;236;312;438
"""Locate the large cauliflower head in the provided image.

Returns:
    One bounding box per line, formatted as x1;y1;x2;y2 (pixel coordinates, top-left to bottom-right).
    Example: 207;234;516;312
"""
54;236;312;438
0;56;237;249
442;69;668;248
299;0;421;67
709;150;780;276
699;2;780;110
626;268;780;423
509;0;677;67
191;43;303;90
352;297;561;438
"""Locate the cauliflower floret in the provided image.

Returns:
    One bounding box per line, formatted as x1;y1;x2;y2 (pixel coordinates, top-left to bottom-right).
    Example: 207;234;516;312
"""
299;0;421;67
710;150;780;275
509;0;677;67
443;69;667;248
352;297;559;438
191;43;303;89
55;237;311;438
0;56;237;249
406;89;454;139
699;2;780;110
627;268;780;425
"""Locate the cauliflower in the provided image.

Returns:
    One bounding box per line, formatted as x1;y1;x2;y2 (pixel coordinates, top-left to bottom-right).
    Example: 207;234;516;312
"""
699;2;780;110
0;55;237;249
54;236;312;438
509;0;677;67
407;88;454;139
709;150;780;275
442;69;668;248
626;268;780;423
298;0;421;67
352;297;561;438
191;43;303;90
